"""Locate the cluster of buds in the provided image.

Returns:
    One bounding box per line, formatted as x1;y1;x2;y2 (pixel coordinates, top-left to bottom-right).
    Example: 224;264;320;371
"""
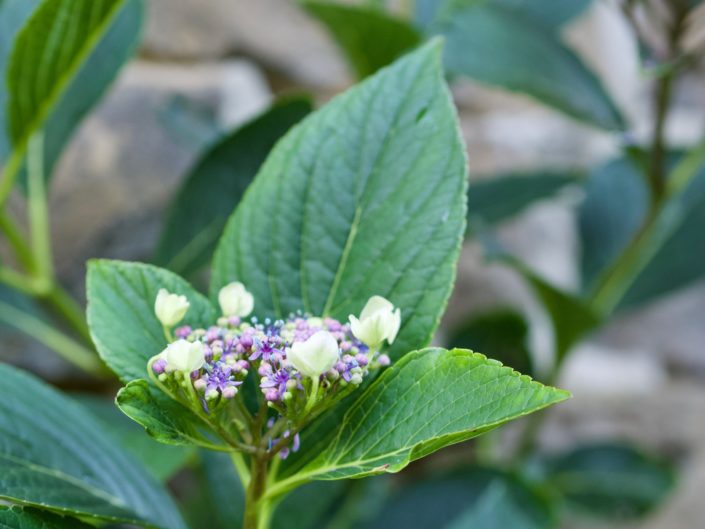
149;282;400;458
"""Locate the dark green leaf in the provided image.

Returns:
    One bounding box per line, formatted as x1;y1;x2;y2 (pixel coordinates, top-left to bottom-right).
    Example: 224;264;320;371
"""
5;0;142;187
435;3;624;130
0;364;186;529
0;506;94;529
211;41;468;361
154;97;312;276
74;394;196;481
543;443;675;520
446;309;533;376
277;348;569;490
303;1;422;79
415;0;592;30
507;259;600;362
0;0;41;161
86;259;217;382
357;467;555;529
578;158;648;292
467;172;579;230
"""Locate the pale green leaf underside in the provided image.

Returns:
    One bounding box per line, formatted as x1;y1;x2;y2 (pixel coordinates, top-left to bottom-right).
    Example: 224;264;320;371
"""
211;40;468;361
275;348;569;491
86;259;217;382
0;365;186;529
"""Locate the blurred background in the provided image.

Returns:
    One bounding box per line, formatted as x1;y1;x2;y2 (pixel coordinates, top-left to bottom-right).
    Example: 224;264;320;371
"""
1;0;705;528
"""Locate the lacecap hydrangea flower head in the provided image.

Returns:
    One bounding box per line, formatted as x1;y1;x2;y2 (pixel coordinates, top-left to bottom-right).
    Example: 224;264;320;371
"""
149;281;397;459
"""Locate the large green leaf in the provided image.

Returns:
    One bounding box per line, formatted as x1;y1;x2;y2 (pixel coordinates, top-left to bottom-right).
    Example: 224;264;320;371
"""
3;0;142;190
358;468;555;529
434;3;624;130
274;348;569;492
303;1;422;79
154;97;313;277
0;364;186;529
0;507;93;529
467;172;579;230
74;394;196;481
446;309;533;376
86;259;217;382
211;41;468;360
543;443;675;520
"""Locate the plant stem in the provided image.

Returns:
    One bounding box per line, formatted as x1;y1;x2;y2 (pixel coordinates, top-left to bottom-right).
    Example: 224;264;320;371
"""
41;284;93;344
0;211;34;271
243;454;271;529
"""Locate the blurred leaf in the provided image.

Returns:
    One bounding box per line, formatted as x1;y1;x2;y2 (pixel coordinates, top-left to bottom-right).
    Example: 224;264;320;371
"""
0;0;41;162
357;467;555;529
415;0;592;30
0;364;186;528
616;152;705;310
154;97;313;277
434;3;624;130
303;1;422;79
467;172;579;230
578;158;649;292
211;42;468;362
4;0;142;188
86;259;217;382
446;309;533;376
583;148;705;312
543;443;675;520
0;507;94;529
74;394;196;481
278;348;569;491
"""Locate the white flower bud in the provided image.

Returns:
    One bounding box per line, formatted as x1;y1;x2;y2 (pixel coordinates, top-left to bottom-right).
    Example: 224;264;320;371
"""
348;295;401;349
154;288;190;327
288;331;339;379
218;282;254;317
165;339;205;372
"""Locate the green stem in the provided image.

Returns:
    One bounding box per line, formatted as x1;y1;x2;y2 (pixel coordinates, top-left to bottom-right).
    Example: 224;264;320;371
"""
0;149;23;209
0;297;103;375
27;133;53;283
243;455;271;529
41;284;93;344
0;211;34;272
231;452;251;488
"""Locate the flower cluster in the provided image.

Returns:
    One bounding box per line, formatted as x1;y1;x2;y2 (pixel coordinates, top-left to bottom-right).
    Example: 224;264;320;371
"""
149;282;400;458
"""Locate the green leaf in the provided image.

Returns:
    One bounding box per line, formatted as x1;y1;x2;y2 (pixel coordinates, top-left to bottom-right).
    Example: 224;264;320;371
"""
303;1;422;79
505;259;600;362
359;467;555;529
434;3;624;130
543;443;675;520
74;394;196;481
86;259;217;382
578;158;648;292
275;348;569;491
446;309;533;376
415;0;592;30
0;0;41;162
154;97;313;277
467;172;579;230
0;506;94;529
116;379;224;449
0;364;186;529
3;0;142;191
211;41;468;361
582;148;705;312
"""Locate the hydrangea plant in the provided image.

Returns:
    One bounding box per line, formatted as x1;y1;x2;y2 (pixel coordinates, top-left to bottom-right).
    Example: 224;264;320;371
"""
83;41;569;529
